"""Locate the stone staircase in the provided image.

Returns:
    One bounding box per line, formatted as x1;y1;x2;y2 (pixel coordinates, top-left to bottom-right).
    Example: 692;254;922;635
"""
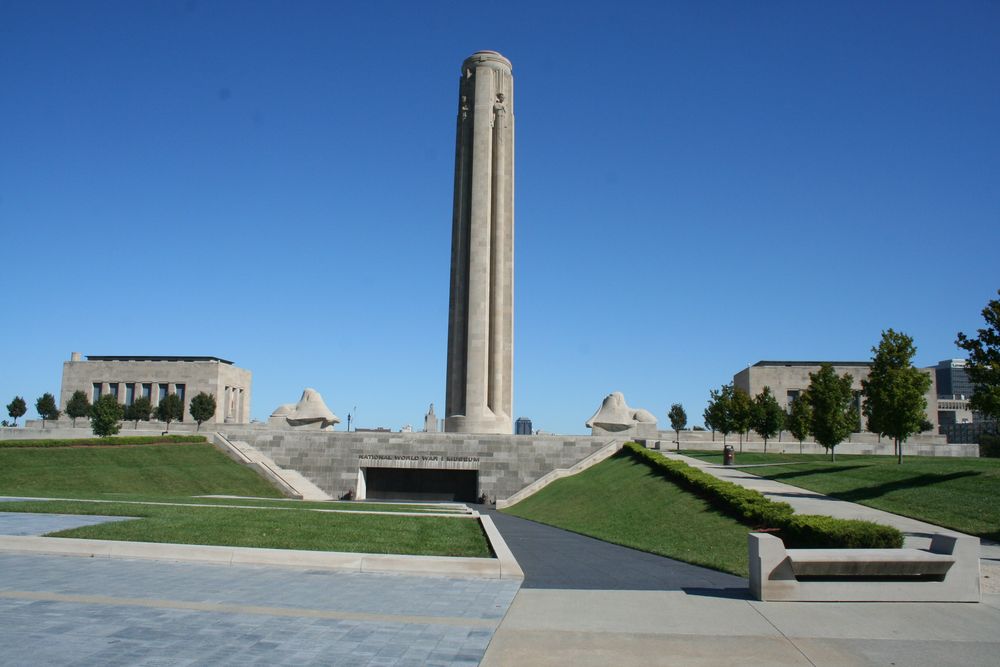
212;433;332;501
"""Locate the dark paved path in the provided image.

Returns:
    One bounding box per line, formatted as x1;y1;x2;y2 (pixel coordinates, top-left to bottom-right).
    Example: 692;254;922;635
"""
482;508;747;592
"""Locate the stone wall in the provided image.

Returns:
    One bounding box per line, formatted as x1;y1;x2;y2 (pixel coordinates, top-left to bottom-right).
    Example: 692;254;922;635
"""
649;430;977;457
220;428;616;502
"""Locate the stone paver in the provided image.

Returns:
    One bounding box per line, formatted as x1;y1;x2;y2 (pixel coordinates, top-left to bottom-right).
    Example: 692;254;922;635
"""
0;553;519;666
0;512;132;536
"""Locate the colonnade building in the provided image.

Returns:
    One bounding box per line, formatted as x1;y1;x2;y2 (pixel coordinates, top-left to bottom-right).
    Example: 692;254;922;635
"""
59;353;251;425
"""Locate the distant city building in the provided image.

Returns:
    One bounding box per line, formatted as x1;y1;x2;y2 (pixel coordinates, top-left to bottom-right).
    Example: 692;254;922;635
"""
59;352;251;425
514;417;532;435
935;359;974;400
734;360;938;433
424;403;439;433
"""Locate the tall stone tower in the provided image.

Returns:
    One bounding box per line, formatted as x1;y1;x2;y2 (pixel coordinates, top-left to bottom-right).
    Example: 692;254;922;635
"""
445;51;514;435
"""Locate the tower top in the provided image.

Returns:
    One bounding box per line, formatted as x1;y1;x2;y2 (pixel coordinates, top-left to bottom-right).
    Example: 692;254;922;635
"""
463;51;512;71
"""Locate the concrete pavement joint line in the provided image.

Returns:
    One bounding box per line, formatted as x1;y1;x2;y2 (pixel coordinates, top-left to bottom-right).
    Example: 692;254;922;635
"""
0;590;498;628
747;601;818;667
0;496;474;518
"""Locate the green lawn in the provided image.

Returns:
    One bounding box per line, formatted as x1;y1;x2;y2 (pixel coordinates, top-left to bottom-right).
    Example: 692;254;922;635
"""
0;499;490;557
681;450;1000;541
504;452;751;576
0;443;283;499
0;440;491;557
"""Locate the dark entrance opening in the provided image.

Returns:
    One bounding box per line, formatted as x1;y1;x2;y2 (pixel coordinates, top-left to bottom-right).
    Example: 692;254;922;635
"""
364;467;478;502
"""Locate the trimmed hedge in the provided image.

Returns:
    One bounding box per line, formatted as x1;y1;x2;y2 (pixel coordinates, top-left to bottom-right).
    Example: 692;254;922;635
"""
0;435;207;449
623;442;903;549
980;434;1000;459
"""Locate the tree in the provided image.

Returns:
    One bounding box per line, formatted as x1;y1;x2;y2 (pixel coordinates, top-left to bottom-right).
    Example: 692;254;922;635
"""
956;289;1000;422
705;384;735;444
35;393;60;429
806;364;858;461
731;387;753;451
861;329;932;464
6;396;27;426
124;396;152;428
90;394;124;437
751;386;785;454
65;390;91;427
189;392;216;430
667;403;687;451
786;392;812;454
157;394;183;431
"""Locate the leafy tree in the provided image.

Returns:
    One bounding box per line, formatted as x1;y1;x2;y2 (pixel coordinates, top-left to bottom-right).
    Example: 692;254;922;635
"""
806;364;858;461
90;394;124;437
786;393;812;454
731;387;753;451
65;390;91;427
6;396;27;426
667;403;687;451
705;384;735;444
751;386;785;454
861;329;932;464
35;393;60;428
124;396;152;428
157;394;184;431
956;289;1000;422
189;392;216;430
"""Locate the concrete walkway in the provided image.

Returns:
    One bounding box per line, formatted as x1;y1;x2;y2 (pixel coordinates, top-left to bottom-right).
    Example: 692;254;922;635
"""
481;453;1000;666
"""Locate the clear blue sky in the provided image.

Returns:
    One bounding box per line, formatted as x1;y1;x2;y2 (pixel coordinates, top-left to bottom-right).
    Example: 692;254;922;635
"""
2;1;998;433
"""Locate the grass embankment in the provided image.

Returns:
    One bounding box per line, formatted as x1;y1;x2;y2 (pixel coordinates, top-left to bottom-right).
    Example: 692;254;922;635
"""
0;440;491;557
0;435;207;448
0;442;282;499
505;452;751;576
682;450;1000;541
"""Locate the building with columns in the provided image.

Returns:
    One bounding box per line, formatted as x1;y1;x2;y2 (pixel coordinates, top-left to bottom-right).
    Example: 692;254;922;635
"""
59;353;251;425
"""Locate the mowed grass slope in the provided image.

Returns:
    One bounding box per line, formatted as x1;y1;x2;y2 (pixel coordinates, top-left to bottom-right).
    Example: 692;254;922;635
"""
0;443;283;499
504;452;750;576
682;451;1000;541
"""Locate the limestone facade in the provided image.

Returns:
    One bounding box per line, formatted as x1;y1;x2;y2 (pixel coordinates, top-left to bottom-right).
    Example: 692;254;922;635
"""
59;353;251;425
445;51;515;435
734;360;939;432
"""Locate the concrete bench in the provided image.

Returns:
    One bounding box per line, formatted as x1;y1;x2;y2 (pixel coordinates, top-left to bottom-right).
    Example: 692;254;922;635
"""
749;532;980;602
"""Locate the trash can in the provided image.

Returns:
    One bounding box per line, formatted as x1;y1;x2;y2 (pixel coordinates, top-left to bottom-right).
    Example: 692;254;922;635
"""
723;445;735;466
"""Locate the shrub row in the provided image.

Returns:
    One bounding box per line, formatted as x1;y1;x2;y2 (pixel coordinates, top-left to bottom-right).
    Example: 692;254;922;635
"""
980;434;1000;459
0;435;207;449
623;442;903;549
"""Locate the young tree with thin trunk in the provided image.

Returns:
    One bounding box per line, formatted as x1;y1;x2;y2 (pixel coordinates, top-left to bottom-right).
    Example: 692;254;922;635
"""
91;394;124;437
7;396;27;426
124;396;153;429
806;364;857;462
35;393;60;429
705;385;735;444
157;394;183;432
861;329;932;464
731;387;753;451
751;386;785;454
189;392;216;431
786;393;812;454
956;289;1000;423
66;390;91;427
668;403;687;451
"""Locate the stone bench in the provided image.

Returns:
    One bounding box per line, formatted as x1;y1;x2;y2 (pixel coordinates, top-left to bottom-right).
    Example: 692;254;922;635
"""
749;532;980;602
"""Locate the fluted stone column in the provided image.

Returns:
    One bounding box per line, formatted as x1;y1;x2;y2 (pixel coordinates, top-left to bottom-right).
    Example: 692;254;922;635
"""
445;51;514;434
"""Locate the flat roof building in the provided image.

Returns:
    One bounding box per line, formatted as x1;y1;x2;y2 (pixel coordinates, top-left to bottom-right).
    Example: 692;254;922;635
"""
59;352;251;425
734;360;938;433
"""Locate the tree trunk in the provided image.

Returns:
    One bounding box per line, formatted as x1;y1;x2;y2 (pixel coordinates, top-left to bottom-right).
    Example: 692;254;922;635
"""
831;447;836;462
896;437;902;464
763;437;767;454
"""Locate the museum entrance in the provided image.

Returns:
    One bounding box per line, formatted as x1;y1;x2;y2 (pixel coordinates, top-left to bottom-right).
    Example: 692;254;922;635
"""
363;467;479;502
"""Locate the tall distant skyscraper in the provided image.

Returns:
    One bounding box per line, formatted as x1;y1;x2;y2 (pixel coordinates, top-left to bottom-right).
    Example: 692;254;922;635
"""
445;51;514;435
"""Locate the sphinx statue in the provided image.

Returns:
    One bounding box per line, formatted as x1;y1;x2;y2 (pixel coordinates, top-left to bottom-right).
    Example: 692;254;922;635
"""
269;388;340;430
586;392;658;437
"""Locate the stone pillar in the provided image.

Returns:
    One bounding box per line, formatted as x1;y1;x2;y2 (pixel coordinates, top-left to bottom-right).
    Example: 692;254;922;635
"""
445;51;514;435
